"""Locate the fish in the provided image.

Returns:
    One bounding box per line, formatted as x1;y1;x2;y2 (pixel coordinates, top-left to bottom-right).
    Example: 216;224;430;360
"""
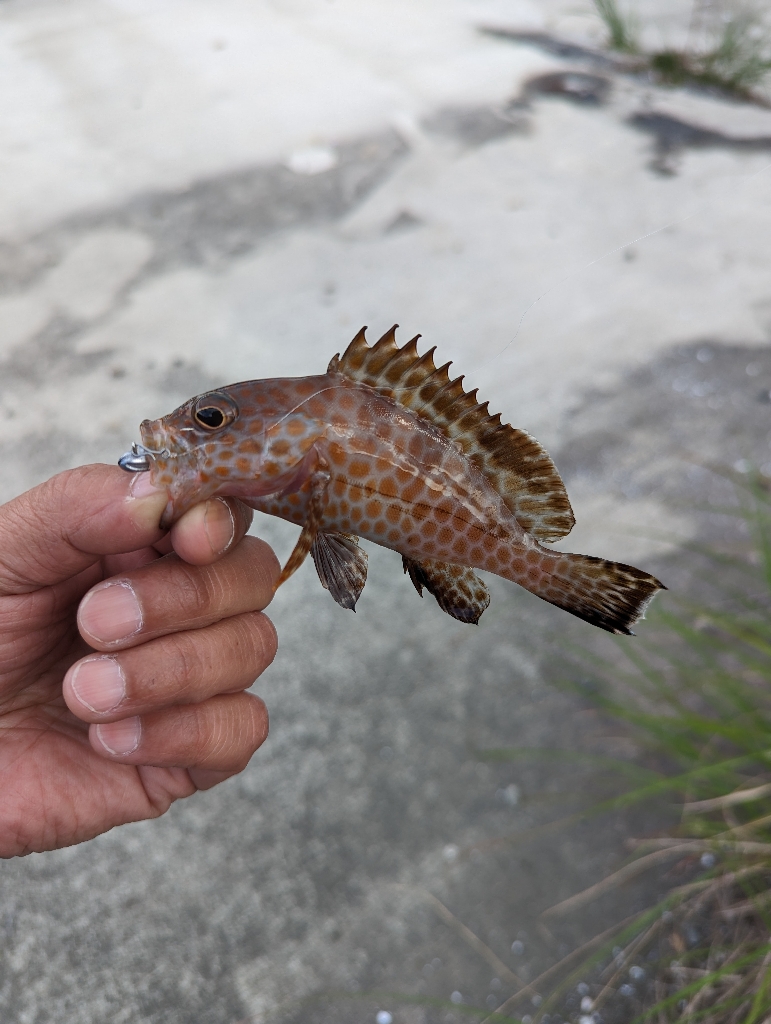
118;326;665;633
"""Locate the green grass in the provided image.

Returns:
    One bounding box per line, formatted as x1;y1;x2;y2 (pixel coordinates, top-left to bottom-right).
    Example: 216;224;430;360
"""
593;1;771;102
652;13;771;96
695;12;771;92
593;0;639;54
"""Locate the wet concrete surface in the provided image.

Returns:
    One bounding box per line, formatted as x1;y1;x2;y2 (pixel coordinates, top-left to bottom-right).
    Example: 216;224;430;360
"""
0;3;770;1022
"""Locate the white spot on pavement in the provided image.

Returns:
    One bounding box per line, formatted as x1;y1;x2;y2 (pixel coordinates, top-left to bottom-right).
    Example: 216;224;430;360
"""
286;146;337;175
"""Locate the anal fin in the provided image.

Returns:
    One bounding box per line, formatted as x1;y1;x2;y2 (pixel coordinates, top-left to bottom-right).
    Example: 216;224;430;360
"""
312;533;368;611
402;556;490;624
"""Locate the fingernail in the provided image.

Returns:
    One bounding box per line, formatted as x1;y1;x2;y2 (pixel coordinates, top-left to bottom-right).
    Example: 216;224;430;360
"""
71;656;126;713
130;473;165;499
79;581;143;644
127;473;169;534
204;498;236;555
95;717;141;756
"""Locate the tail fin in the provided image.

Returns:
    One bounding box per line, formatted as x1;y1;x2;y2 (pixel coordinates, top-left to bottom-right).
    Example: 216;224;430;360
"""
510;549;665;634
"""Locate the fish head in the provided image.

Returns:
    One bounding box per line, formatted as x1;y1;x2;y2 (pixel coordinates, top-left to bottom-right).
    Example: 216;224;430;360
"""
125;387;265;529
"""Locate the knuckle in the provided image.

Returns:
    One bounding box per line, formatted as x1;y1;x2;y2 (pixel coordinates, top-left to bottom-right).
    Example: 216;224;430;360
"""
200;705;237;768
244;691;269;743
201;695;266;771
0;500;52;591
243;537;281;590
159;632;201;699
187;705;213;763
170;561;221;621
198;563;229;614
235;612;278;670
257;614;279;662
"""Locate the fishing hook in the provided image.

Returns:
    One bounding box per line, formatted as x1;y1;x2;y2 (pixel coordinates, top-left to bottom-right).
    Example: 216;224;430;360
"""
118;442;170;473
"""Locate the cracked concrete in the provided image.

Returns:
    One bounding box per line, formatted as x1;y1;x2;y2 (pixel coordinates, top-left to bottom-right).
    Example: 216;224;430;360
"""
0;2;770;1023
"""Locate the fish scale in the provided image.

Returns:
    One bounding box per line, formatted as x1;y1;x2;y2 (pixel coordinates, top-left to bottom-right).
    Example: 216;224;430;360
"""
121;326;665;633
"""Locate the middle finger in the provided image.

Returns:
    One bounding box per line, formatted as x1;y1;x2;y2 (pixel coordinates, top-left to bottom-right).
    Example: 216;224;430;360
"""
63;610;277;721
77;536;279;651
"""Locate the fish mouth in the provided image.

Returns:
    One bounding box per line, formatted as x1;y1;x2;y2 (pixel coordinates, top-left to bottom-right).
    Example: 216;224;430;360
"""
140;417;183;458
118;418;185;473
120;417;210;530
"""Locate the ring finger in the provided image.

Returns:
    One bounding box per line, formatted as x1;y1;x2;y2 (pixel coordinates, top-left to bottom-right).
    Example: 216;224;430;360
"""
89;691;269;771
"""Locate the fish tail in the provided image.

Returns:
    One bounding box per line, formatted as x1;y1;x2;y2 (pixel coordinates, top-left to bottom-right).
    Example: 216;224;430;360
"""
501;545;665;634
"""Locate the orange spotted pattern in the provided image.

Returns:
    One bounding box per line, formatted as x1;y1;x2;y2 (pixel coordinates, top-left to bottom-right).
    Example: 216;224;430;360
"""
137;330;664;633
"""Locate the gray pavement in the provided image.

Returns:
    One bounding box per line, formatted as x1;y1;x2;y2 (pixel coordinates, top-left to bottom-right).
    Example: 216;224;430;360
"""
1;2;771;1022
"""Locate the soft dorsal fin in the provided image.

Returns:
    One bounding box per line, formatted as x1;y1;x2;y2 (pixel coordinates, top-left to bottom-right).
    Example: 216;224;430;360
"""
329;326;575;543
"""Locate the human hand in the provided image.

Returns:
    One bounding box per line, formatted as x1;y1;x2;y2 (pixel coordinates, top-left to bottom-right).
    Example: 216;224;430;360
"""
0;464;279;858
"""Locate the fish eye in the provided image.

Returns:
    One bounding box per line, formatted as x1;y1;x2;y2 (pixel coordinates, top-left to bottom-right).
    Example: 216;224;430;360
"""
196;407;224;428
192;393;238;431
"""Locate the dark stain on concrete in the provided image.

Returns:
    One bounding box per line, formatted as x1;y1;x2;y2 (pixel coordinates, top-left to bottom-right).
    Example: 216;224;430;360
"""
422;105;528;147
0;129;409;297
0;129;409;414
480;26;771;177
478;26;637;73
383;209;424;234
0;314;113;386
629;111;771;174
525;70;612;105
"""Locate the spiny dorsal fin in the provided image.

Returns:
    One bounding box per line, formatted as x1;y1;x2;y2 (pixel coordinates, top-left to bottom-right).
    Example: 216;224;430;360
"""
333;326;575;543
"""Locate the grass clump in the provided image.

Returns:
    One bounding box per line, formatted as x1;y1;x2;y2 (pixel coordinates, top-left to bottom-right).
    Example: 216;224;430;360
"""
593;0;639;53
593;1;771;102
653;14;771;96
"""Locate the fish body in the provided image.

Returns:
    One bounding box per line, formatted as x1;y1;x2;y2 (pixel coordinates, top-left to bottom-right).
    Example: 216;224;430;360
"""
131;326;664;632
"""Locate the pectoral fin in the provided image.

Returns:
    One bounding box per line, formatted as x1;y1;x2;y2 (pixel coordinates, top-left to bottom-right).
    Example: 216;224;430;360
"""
311;533;368;611
402;556;491;624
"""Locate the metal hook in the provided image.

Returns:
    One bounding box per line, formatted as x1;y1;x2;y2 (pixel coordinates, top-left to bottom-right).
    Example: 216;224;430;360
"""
118;442;170;473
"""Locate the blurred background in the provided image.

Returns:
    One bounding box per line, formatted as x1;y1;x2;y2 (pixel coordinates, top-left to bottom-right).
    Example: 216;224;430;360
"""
1;1;771;1022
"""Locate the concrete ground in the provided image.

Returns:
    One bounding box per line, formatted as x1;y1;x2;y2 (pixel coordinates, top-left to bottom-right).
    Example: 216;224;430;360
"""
1;2;771;1022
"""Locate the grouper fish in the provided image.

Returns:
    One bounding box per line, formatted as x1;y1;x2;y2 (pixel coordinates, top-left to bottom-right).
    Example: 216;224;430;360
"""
118;326;665;633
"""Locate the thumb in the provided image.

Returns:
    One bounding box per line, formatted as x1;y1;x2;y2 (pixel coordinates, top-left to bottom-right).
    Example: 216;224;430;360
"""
0;464;169;596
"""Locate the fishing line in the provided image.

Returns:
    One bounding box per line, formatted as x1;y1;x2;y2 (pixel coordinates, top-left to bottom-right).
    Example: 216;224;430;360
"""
485;156;771;365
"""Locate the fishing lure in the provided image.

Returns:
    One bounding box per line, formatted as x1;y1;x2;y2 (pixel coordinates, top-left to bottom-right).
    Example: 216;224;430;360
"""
119;326;664;632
